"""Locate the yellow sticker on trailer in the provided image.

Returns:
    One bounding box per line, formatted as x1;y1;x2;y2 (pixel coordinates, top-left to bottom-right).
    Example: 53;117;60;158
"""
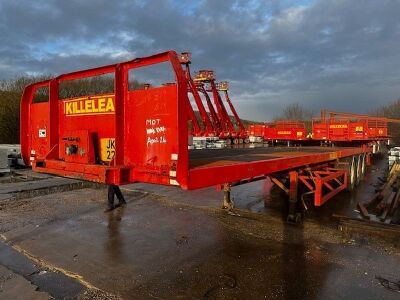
329;124;347;129
64;95;115;116
100;138;115;162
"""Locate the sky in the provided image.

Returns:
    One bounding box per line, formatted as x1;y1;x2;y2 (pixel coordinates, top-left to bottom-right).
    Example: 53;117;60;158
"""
0;0;400;121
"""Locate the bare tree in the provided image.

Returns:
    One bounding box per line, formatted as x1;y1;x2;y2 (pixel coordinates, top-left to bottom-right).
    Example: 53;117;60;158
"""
278;102;314;121
274;103;315;134
371;98;400;144
0;75;52;93
0;91;20;143
0;74;143;143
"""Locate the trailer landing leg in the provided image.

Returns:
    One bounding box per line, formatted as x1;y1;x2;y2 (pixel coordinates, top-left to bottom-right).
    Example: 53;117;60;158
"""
222;183;234;210
287;171;302;223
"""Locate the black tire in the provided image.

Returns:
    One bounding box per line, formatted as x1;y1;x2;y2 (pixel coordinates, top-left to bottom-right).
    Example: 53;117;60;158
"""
360;154;366;180
286;213;302;224
355;155;362;186
347;156;356;191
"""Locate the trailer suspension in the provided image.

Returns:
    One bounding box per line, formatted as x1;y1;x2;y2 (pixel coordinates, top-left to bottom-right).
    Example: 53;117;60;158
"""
270;165;351;222
270;171;301;223
298;167;347;206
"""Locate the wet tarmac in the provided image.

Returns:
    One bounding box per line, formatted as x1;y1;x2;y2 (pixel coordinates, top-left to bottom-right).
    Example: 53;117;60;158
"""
0;240;84;299
0;156;399;299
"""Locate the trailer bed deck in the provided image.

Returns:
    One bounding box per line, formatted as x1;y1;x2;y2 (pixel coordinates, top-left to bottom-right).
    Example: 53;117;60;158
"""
189;146;357;168
186;146;367;189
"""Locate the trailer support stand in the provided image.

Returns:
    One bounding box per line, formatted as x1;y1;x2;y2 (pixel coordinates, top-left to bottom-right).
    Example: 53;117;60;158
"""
222;183;234;210
287;171;301;223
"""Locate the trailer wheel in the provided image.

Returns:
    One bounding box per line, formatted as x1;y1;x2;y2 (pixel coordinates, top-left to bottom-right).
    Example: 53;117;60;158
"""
336;157;356;191
287;212;302;224
355;155;362;186
233;138;239;145
238;138;243;144
226;139;232;145
347;156;356;191
359;154;366;180
244;138;250;144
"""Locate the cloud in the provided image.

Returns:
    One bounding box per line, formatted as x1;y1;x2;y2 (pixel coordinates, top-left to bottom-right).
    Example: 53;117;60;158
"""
0;0;400;120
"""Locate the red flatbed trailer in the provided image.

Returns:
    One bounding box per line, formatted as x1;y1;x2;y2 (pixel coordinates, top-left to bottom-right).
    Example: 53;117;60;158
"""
312;110;389;143
264;121;306;141
249;121;306;142
21;50;371;220
248;124;265;137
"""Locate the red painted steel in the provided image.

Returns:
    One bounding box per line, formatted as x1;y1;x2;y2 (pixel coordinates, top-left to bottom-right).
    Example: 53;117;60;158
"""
179;52;215;137
216;81;248;141
186;147;367;189
21;50;369;201
195;70;236;140
313;110;389;142
196;82;221;135
212;82;237;139
249;121;306;141
299;168;347;206
248;124;266;137
22;51;189;187
312;118;388;141
187;97;202;137
265;121;306;141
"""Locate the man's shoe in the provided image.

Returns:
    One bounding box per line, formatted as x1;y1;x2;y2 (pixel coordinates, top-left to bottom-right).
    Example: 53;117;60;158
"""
115;201;127;209
104;206;115;212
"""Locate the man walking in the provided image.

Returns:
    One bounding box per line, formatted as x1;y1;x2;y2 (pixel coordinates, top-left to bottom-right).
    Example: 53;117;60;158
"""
105;185;126;212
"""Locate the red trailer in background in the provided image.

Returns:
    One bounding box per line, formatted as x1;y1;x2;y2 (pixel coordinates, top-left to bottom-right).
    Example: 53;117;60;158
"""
264;121;306;142
248;124;264;136
312;110;389;143
249;121;306;143
367;119;388;139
